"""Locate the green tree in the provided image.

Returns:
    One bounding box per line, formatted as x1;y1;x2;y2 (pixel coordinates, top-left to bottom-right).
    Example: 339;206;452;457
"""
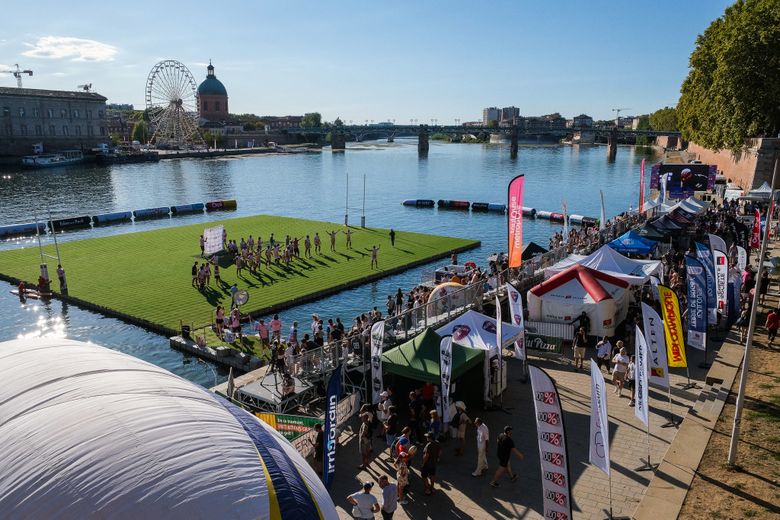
131;121;148;143
301;112;322;128
486;120;498;129
333;117;344;127
677;0;780;152
243;122;256;131
649;107;678;132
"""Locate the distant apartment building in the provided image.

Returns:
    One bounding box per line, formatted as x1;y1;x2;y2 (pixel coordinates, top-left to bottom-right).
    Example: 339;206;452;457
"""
572;114;594;128
500;106;520;122
482;107;500;125
0;86;108;156
106;113;132;142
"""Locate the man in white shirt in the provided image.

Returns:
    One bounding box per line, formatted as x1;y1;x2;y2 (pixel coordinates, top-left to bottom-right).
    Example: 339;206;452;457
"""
347;482;379;519
595;336;612;372
472;417;490;477
378;475;398;519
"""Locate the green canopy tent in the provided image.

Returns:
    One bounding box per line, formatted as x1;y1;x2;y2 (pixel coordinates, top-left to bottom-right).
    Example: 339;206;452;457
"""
381;328;485;384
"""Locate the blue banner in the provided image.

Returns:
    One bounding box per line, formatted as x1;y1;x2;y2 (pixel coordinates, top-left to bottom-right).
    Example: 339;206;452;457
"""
323;364;341;489
695;242;717;322
685;256;707;351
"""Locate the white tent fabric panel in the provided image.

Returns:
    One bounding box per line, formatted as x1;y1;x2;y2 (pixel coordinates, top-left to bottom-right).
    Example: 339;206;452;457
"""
0;338;337;520
543;245;662;285
435;309;523;352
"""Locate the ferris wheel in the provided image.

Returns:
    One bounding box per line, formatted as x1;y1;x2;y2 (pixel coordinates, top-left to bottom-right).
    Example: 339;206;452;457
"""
144;60;203;148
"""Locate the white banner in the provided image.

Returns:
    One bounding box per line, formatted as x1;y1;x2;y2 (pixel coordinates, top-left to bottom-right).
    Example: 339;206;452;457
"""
439;336;453;423
505;283;526;361
713;248;728;314
529;366;572;520
370;321;385;404
737;246;747;272
496;295;503;369
203;225;224;256
640;303;670;389
649;275;661;301
599;190;607;231
634;327;650;427
708;233;728;256
562;200;569;242
589;359;610;476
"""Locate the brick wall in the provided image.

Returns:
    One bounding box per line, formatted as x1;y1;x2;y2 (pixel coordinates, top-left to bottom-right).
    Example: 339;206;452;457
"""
687;138;779;190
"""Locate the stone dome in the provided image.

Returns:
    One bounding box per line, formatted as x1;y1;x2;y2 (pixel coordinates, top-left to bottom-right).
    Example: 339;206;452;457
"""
197;62;227;97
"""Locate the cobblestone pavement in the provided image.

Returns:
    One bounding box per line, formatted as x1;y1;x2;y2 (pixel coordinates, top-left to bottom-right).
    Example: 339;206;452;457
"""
328;344;715;519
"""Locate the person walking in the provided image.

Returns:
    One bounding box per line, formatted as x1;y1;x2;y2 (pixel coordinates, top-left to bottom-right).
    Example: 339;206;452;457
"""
421;432;441;496
347;482;379;519
611;345;630;396
472;417;489;477
765;308;779;346
358;412;372;470
572;326;588;370
489;426;523;488
626;356;637;407
394;452;410;505
452;401;472;456
595;336;612;372
378;475;398;519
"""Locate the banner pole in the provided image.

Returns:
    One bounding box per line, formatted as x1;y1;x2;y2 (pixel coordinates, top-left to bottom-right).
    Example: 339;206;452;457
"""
661;387;678;428
608;470;613;520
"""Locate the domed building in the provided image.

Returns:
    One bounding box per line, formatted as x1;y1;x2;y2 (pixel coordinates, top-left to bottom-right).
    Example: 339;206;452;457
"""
197;61;228;122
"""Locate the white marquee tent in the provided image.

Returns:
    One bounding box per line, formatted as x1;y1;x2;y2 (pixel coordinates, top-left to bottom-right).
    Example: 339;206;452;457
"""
0;337;338;520
435;309;523;352
544;244;662;285
528;264;630;337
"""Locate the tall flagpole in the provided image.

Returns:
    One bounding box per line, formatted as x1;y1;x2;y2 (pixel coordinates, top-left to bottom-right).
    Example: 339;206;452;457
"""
728;155;779;465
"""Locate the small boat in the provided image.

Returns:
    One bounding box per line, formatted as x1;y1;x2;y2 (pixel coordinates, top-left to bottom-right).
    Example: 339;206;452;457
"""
22;150;84;168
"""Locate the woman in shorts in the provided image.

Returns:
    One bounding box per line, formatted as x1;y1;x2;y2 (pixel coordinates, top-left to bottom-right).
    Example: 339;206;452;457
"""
611;345;630;396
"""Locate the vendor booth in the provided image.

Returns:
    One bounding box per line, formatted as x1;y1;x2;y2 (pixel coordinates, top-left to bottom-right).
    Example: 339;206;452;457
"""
544;244;662;285
608;230;658;256
528;264;630;337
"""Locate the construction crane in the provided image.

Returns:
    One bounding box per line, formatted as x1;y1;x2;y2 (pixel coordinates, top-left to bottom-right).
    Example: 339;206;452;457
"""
2;64;33;88
77;83;93;92
612;107;631;126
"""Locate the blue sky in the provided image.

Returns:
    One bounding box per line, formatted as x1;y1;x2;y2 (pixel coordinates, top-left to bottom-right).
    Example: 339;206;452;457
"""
1;0;732;122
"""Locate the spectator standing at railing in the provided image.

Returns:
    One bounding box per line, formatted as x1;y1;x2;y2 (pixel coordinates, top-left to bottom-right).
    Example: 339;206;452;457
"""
288;321;299;347
386;295;395;317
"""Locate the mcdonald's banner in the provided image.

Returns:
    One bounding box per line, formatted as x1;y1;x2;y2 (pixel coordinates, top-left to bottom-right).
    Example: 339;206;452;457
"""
657;285;688;368
508;175;525;268
529;365;572;520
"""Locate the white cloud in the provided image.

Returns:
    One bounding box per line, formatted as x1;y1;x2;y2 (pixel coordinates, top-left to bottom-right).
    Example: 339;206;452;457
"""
22;36;118;62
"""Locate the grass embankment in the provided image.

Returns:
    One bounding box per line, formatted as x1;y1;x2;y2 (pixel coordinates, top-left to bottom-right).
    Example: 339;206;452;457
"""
0;214;477;336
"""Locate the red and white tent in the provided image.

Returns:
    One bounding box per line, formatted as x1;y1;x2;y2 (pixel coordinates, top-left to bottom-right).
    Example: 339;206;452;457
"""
527;264;630;337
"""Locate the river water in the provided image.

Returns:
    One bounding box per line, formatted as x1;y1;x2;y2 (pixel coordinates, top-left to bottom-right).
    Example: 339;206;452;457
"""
0;140;656;386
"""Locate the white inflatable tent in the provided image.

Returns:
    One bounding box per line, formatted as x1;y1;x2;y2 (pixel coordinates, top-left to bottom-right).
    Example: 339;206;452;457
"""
528;264;630;337
0;337;338;520
543;244;662;286
435;309;523;352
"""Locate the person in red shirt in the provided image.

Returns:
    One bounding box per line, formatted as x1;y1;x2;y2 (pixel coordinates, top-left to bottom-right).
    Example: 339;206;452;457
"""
765;309;779;345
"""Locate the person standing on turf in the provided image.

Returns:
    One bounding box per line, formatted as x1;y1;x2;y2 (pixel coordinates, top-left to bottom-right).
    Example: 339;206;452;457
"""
327;230;338;251
304;235;311;257
489;426;523;488
389;229;395;247
371;245;380;269
314;232;321;254
343;228;353;248
192;261;198;287
472;417;489;477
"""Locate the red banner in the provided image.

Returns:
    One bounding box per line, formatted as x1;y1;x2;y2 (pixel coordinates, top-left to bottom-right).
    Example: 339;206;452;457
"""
508;175;525;268
750;209;761;249
639;159;645;214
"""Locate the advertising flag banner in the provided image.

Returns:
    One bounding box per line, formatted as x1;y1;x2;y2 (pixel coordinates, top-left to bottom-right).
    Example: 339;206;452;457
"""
708;233;727;255
203;225;224;256
562;200;569;242
323;364;342;489
505;283;526;360
529;366;572;520
713;249;728;313
589;359;610;476
650;163;661;189
685;256;708;351
634;327;650;426
695;242;717;322
737;246;747;272
370;321;385;404
649;275;661;301
641;302;670;388
657;285;687;368
439;336;453;422
508;175;525;268
496;295;503;372
639;159;646;214
751;209;761;249
600;190;607;231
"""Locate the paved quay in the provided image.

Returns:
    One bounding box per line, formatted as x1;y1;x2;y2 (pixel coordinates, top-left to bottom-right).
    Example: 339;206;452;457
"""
329;345;717;519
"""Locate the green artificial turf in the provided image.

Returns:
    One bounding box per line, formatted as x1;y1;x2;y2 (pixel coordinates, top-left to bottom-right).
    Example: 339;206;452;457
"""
0;214;477;332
